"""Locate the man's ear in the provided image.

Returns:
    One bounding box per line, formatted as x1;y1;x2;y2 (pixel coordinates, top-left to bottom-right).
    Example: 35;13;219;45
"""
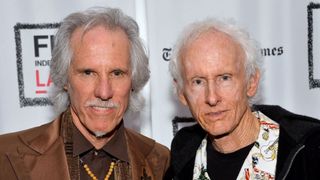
178;92;188;106
64;84;68;91
174;79;188;106
247;70;260;97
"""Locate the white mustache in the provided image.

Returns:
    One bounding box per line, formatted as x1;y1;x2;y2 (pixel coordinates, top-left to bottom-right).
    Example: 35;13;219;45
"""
85;99;119;109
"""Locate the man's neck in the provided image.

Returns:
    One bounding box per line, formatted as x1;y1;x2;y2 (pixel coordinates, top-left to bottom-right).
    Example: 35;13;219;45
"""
70;109;116;150
82;131;112;149
210;108;260;154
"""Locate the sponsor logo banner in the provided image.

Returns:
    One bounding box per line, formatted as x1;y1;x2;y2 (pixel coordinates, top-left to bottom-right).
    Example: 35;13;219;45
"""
14;23;60;107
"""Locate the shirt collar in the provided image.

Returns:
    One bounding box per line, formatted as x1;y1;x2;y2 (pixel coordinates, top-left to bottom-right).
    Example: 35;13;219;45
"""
73;120;130;163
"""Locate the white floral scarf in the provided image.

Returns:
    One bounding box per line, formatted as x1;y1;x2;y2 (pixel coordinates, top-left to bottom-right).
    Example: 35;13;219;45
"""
193;111;279;180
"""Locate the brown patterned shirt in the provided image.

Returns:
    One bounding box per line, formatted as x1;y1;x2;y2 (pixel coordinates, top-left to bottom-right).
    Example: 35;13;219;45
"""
73;121;130;180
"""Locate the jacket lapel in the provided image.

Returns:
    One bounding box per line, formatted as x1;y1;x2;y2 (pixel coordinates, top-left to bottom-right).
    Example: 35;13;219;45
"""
6;152;31;180
125;129;154;180
6;119;70;180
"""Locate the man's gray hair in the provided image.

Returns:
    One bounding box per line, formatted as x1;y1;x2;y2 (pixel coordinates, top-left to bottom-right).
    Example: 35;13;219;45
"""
50;7;150;114
169;18;263;105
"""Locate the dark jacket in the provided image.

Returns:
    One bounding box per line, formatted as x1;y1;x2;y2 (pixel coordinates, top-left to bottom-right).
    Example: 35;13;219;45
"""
168;105;320;180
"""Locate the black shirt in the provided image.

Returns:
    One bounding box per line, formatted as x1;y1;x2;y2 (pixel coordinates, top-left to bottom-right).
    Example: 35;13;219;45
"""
207;138;254;180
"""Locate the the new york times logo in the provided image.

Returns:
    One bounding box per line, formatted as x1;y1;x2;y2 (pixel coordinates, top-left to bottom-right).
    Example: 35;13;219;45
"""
162;46;284;61
14;23;60;107
162;48;172;61
308;2;320;89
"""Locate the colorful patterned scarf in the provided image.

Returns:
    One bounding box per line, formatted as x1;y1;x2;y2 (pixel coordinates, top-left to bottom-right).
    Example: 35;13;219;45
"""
193;111;279;180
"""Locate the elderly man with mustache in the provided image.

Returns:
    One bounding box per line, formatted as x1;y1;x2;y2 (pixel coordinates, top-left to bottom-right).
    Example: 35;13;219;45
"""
0;7;169;180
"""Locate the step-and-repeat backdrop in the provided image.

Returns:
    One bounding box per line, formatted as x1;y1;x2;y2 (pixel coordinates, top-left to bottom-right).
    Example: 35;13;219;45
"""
1;0;319;148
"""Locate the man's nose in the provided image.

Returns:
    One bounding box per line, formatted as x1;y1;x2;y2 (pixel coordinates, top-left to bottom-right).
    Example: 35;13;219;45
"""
205;83;221;106
94;77;113;100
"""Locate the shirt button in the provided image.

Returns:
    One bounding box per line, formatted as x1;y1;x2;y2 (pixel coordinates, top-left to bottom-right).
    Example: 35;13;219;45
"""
94;150;98;156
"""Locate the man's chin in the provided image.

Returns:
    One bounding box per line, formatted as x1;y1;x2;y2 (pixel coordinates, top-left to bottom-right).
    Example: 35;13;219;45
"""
91;126;119;139
94;131;107;138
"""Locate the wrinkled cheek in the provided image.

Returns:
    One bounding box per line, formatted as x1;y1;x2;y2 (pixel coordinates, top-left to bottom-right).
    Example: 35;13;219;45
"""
68;89;78;109
232;93;241;102
116;105;126;118
195;107;205;125
115;94;130;117
186;88;203;103
186;90;204;121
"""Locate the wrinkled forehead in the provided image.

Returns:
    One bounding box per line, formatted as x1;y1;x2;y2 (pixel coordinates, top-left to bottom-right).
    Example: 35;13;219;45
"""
180;29;245;67
71;25;126;44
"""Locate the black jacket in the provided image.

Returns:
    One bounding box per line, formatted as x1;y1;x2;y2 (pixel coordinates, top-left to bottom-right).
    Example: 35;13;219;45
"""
167;105;320;180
